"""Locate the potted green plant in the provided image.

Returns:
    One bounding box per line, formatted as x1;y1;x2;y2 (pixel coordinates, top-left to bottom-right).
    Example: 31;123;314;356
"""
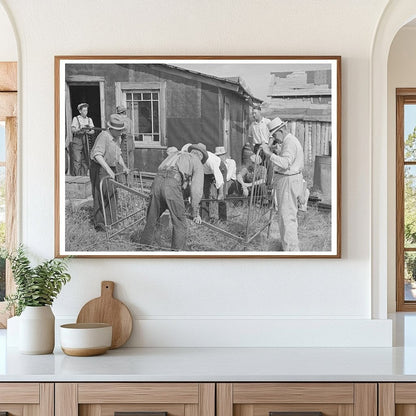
5;246;71;354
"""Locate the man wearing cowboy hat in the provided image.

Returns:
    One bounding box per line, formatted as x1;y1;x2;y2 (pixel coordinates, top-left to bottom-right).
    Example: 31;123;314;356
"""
70;102;95;176
134;143;207;251
261;116;304;251
89;114;129;232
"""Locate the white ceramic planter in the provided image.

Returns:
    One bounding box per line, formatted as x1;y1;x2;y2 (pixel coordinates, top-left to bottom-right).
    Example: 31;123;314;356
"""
19;306;55;354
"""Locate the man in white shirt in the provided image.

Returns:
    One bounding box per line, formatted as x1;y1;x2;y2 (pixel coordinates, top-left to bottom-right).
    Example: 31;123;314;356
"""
214;146;237;196
194;143;227;221
71;102;94;176
248;105;271;153
261;116;304;252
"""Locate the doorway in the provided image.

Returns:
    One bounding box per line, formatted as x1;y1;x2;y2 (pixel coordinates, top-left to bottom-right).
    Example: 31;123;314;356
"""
68;84;101;128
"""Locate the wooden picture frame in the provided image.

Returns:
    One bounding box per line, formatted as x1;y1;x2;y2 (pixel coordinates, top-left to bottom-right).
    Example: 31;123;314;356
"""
55;56;341;258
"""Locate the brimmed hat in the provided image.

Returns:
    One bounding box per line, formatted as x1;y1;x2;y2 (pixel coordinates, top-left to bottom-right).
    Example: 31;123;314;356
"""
181;143;192;151
214;146;226;156
107;113;126;130
167;146;178;155
188;143;208;164
77;102;89;111
268;116;287;133
116;105;127;114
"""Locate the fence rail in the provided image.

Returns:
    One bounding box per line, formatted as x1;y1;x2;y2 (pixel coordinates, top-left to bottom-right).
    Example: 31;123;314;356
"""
99;170;149;244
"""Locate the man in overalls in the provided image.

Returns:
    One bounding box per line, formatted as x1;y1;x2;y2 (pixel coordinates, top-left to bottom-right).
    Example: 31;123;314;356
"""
136;144;208;251
71;102;94;176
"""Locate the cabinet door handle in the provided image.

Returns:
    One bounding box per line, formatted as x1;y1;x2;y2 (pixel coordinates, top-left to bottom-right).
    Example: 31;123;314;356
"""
115;412;168;416
270;413;323;416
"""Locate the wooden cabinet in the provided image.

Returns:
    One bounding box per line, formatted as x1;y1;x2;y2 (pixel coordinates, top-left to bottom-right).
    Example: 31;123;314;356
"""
0;383;53;415
217;383;377;416
55;383;215;416
1;380;413;416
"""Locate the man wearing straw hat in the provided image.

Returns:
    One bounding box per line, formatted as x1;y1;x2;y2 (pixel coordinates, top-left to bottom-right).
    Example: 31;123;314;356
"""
89;114;130;232
261;116;304;251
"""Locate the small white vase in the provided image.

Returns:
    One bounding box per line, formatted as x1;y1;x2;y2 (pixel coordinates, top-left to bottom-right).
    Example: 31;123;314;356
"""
19;306;55;354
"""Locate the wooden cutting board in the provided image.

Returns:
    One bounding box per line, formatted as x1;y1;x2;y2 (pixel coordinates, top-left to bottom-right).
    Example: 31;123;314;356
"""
76;281;133;349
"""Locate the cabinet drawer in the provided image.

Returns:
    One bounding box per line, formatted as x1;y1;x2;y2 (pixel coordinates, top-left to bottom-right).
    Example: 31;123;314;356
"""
0;383;53;415
217;383;376;416
56;383;215;416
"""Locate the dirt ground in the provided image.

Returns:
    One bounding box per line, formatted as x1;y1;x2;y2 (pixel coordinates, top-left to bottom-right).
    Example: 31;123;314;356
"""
65;198;331;253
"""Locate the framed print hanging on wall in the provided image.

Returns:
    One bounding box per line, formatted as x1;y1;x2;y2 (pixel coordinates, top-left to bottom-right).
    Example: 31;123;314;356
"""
55;56;341;258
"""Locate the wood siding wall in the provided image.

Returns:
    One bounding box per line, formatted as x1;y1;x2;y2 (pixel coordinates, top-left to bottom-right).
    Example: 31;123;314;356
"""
287;120;332;168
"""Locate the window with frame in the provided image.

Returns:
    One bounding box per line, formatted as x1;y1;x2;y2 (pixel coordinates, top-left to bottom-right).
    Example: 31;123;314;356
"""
396;89;416;311
125;90;160;146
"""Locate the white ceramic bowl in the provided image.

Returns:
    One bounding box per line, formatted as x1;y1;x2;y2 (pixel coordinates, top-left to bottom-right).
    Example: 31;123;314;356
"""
60;323;112;356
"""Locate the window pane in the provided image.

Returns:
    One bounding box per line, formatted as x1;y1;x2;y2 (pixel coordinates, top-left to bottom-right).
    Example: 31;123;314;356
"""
138;101;152;134
124;89;161;146
405;252;416;301
405;104;416;161
405;165;416;247
153;101;159;133
132;102;139;135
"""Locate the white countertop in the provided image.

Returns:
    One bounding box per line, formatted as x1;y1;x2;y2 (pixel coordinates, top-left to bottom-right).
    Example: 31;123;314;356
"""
2;345;416;382
2;313;416;382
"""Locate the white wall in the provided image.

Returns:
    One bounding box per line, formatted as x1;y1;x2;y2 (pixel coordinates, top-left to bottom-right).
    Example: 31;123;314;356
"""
387;26;416;312
0;0;394;347
0;3;16;61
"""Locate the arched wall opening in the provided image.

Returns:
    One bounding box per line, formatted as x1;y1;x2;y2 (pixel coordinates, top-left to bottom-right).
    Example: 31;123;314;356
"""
387;19;416;313
371;1;416;319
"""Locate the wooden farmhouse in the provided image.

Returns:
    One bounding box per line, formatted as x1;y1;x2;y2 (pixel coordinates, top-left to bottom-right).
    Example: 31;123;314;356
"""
65;63;261;173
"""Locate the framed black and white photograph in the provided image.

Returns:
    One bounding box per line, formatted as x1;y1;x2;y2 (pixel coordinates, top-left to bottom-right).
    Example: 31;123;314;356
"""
55;56;341;258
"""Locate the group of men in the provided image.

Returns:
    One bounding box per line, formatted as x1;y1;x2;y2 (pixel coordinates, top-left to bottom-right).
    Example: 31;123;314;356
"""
138;105;306;252
69;102;306;251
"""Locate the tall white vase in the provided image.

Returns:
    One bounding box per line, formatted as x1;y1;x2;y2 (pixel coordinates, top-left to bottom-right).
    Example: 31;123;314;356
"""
19;306;55;354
